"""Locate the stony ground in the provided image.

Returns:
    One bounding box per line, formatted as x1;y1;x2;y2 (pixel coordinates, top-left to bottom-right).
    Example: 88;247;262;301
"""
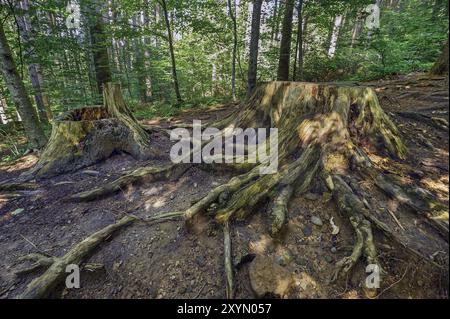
0;73;448;299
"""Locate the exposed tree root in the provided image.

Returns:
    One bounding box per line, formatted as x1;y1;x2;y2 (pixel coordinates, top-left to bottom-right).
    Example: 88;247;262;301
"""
14;253;57;277
224;221;234;299
328;175;382;282
373;174;449;238
0;181;37;191
19;215;135;299
396;111;449;132
22;81;446;298
268;185;293;237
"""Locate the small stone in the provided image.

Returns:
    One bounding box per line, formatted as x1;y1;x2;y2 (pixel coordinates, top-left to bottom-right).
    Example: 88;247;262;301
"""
310;216;323;226
325;255;334;263
302;225;313;237
170;194;175;200
195;255;206;267
330;247;337;253
248;255;293;298
193;183;198;188
275;250;293;267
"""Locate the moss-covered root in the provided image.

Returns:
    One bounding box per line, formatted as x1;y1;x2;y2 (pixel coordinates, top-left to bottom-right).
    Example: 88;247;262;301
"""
19;215;135;299
328;174;382;283
70;164;190;202
215;146;320;223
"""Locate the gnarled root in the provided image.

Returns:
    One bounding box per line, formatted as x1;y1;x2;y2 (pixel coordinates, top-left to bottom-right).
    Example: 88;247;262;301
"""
19;215;135;299
14;254;57;277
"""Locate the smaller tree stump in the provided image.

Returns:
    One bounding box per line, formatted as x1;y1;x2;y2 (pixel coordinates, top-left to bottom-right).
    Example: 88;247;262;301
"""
27;83;156;178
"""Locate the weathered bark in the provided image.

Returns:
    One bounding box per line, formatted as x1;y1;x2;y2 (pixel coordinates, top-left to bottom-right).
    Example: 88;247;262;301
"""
160;0;182;103
0;23;47;149
88;0;113;95
430;39;449;75
246;0;263;98
25;83;156;178
19;215;136;299
277;0;295;81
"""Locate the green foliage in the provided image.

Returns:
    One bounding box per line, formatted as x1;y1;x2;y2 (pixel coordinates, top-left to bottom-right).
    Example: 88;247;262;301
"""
0;0;448;130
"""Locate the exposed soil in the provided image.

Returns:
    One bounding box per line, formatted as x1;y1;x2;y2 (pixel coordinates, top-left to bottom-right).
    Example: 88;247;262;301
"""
0;74;448;299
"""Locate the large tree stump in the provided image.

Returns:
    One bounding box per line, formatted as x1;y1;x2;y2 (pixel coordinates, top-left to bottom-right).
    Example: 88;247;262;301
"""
26;83;156;178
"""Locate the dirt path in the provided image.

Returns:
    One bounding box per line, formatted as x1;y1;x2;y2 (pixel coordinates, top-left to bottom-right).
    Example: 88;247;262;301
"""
0;74;448;299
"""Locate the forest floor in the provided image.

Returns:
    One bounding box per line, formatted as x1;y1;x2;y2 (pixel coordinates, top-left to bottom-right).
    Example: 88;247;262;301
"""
0;73;448;299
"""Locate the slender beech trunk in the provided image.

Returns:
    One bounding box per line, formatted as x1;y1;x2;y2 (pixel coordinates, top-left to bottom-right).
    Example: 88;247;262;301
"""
328;15;344;58
277;0;295;81
160;0;182;103
16;0;52;124
0;23;47;149
246;0;263;98
293;0;304;81
271;0;279;43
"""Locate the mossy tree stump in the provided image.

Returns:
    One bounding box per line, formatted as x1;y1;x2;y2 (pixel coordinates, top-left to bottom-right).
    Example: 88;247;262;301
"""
27;83;156;178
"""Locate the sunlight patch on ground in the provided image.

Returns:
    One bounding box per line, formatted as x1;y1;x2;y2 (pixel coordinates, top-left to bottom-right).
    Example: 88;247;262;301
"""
0;154;38;173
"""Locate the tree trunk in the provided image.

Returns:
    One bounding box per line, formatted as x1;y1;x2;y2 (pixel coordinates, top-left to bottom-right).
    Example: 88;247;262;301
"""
246;0;263;98
277;0;295;81
26;83;157;179
351;13;364;48
0;23;47;149
293;0;304;81
88;0;113;96
73;81;448;285
228;0;238;100
160;0;182;103
328;15;344;57
430;39;449;75
132;16;148;104
16;0;52;124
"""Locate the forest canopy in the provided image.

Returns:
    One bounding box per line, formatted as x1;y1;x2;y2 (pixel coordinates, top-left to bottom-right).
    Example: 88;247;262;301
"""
0;0;448;131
